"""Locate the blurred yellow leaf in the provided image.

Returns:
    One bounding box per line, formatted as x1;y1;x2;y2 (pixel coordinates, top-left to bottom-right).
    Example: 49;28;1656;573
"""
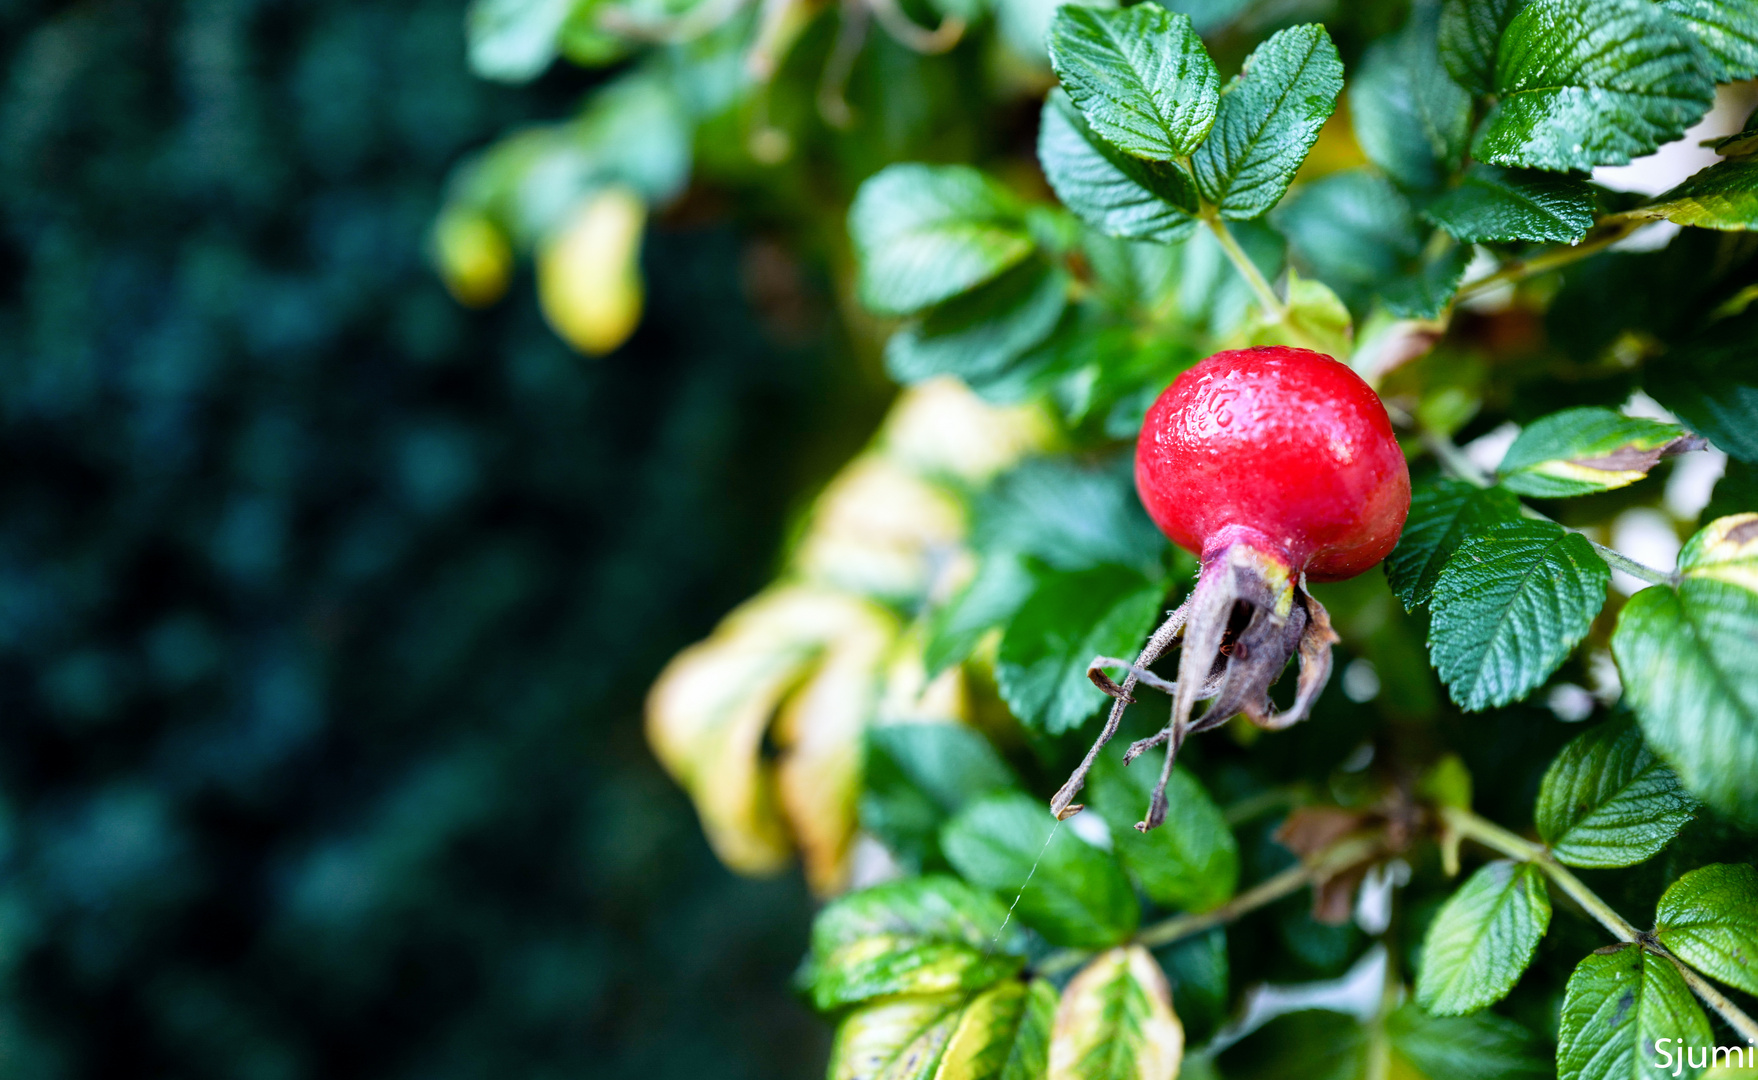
538;185;646;355
880;378;1056;486
794;455;966;601
433;208;513;308
646;586;897;885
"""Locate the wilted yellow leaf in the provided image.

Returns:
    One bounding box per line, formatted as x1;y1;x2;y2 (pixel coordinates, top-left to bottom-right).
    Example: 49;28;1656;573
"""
1051;945;1183;1080
881;378;1055;486
793;455;966;601
538;186;646;356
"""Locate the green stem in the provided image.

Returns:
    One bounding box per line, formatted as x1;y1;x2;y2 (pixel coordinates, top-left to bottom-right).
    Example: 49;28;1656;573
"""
1204;213;1286;324
1586;539;1678;587
1440;806;1758;1043
1419;430;1492;488
1035;832;1383;976
1455;215;1648;302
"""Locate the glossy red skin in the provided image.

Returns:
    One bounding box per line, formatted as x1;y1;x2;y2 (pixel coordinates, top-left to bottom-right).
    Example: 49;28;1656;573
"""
1136;346;1410;582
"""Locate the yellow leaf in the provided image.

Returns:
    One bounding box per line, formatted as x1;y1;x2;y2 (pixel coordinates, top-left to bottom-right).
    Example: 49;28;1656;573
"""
538;186;645;355
645;587;894;878
1051;945;1183;1080
432;208;512;308
880;378;1057;486
793;455;966;601
1681;513;1758;595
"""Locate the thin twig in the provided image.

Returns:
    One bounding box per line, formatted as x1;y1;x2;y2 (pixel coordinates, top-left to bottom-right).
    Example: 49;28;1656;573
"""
1034;832;1384;976
1454;215;1649;302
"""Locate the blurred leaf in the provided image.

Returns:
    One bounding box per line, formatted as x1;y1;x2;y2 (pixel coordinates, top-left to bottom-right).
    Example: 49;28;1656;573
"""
1653;863;1758;996
941;791;1139;949
1438;0;1522;95
1704;459;1758;522
1273;171;1423;306
1252;271;1352;357
538;187;646;356
938;978;1060;1080
647;587;896;878
1350;4;1472;191
1049;945;1183;1080
1385;1004;1549;1080
1160;930;1227;1037
1497;407;1698;498
1415;861;1551;1015
1428;519;1609;710
1556;944;1712;1080
1039;92;1201;245
1659;0;1758;81
1474;0;1717;172
850;165;1035;316
1383;242;1471;320
1192;24;1345;220
862;724;1021;868
805;875;1029;1011
996;566;1167;736
1048;5;1219;161
1535;719;1696;868
1423;165;1598;244
974;458;1167;575
1645;315;1758;462
886;261;1071;387
925;553;1037;677
1087;755;1238;912
1615;514;1758;824
1635;156;1758;231
467;0;576;83
1385;479;1526;611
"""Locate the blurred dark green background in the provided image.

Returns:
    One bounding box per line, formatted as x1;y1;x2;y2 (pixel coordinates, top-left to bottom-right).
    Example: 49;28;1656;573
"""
0;0;876;1074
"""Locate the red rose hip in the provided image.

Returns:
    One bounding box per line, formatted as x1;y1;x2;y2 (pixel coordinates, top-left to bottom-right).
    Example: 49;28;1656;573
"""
1054;346;1410;832
1137;346;1409;580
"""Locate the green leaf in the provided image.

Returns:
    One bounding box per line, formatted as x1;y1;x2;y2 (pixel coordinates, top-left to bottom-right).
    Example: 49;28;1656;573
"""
886;261;1071;387
1428;520;1609;710
975;458;1168;575
1644;315;1758;462
1423;165;1599;244
806;875;1030;1012
1251;270;1353;357
467;0;574;83
997;566;1168;735
1087;754;1238;912
1438;0;1523;95
829;993;967;1080
1704;458;1758;522
1272;171;1423;307
1653;863;1758;996
941;791;1140;948
1415;860;1552;1015
1161;930;1228;1037
861;724;1021;869
1383;242;1472;321
1474;0;1718;172
1497;407;1698;498
1556;944;1712;1080
1385;1004;1550;1080
1039;92;1201;245
1615;518;1758;824
1049;945;1184;1080
1534;719;1696;868
925;552;1037;677
1660;0;1758;81
1048;5;1220;161
1192;24;1345;220
938;978;1060;1080
1385;479;1526;611
1350;4;1472;191
850;165;1035;316
1635;156;1758;231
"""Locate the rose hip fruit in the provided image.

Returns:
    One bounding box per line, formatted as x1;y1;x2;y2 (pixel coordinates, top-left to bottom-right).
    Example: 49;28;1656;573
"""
1054;346;1410;831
